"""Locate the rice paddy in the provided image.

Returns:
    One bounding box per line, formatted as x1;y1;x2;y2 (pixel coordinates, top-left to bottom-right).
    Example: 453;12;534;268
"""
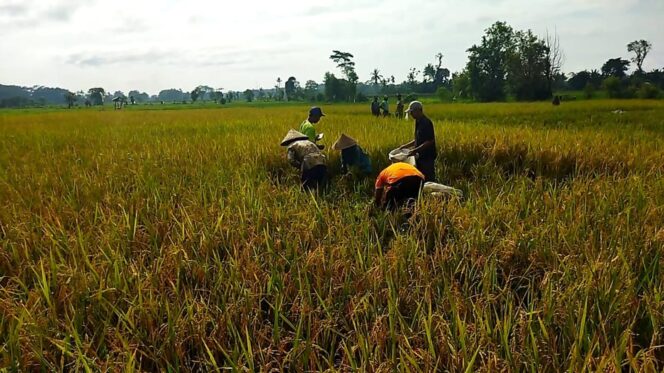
0;100;663;371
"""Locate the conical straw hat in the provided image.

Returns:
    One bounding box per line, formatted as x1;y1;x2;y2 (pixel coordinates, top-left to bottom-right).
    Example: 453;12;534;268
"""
332;133;358;150
280;129;309;146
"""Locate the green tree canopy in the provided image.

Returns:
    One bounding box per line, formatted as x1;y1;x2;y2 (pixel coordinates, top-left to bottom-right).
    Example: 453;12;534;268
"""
601;58;630;78
466;21;515;102
627;40;652;73
87;87;105;106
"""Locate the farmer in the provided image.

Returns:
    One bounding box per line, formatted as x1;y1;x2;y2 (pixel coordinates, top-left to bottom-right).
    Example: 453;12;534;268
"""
395;94;405;119
380;95;390;117
397;101;437;182
299;107;325;148
281;129;327;190
374;162;425;210
332;133;372;175
371;97;380;117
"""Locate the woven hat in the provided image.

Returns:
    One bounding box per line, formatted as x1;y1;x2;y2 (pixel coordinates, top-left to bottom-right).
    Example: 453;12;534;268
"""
280;129;308;146
332;133;358;150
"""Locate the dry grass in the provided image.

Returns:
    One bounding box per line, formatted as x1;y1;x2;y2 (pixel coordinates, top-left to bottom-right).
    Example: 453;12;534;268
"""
0;100;663;371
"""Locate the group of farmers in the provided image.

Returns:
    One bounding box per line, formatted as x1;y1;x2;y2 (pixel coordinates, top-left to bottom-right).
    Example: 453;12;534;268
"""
371;94;406;119
280;101;439;210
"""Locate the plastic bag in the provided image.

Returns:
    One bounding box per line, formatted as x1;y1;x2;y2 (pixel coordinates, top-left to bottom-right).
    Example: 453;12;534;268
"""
423;182;463;198
388;148;416;166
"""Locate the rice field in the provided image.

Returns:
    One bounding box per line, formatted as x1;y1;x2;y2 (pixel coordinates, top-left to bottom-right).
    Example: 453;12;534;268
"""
0;100;663;371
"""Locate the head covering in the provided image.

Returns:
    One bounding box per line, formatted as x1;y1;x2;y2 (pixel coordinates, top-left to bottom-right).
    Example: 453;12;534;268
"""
309;107;325;117
332;133;358;150
405;101;423;113
280;129;309;146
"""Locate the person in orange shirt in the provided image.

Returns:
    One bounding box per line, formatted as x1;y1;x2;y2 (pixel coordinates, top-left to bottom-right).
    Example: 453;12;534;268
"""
374;162;425;210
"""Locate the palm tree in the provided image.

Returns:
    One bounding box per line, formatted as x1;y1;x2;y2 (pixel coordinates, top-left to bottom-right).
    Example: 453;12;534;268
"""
370;68;383;86
276;77;282;101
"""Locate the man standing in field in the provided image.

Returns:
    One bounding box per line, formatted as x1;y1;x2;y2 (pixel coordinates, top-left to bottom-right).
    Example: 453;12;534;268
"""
371;97;380;117
299;107;325;148
398;101;437;182
380;95;390;117
395;94;405;119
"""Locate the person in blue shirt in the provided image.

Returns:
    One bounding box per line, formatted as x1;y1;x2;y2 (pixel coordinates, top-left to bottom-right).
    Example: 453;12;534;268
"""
332;133;372;175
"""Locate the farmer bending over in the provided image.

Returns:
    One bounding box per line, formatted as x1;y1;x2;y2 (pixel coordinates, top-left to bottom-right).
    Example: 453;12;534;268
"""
374;162;424;210
281;129;327;190
332;133;372;175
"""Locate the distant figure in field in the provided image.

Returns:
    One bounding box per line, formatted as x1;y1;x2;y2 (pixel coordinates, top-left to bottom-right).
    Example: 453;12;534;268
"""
398;101;437;182
371;96;380;117
552;95;561;106
374;162;424;210
281;129;327;190
380;95;390;117
332;133;372;175
299;107;325;149
395;94;405;119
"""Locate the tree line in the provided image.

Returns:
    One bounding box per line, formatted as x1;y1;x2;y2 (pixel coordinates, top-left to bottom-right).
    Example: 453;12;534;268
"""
1;21;661;108
319;22;660;103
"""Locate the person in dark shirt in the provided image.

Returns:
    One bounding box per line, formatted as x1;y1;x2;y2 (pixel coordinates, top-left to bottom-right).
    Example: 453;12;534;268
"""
397;101;437;181
395;94;405;119
371;97;380;116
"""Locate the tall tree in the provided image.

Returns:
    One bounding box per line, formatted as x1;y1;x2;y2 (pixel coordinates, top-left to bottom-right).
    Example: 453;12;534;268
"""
330;50;358;101
87;87;105;106
508;30;552;100
370;69;383;86
423;64;436;83
243;89;254;102
627;40;652;73
324;72;341;102
285;77;299;101
601;58;630;78
190;87;201;102
407;68;420;90
545;30;565;95
330;50;356;79
64;91;76;108
303;80;319;100
466;21;515;102
275;77;283;101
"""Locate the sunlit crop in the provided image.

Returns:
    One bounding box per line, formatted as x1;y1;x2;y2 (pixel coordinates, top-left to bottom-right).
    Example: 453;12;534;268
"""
1;100;662;371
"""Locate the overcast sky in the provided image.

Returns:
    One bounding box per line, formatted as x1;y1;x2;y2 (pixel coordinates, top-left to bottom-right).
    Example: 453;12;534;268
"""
1;0;662;94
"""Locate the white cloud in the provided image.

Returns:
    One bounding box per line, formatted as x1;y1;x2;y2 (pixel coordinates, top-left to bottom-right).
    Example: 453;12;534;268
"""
0;0;662;93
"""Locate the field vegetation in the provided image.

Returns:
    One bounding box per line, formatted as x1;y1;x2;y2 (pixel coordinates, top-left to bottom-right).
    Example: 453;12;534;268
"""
1;100;663;371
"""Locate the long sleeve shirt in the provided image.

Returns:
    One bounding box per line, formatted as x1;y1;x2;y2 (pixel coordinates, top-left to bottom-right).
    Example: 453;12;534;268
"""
287;140;326;171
